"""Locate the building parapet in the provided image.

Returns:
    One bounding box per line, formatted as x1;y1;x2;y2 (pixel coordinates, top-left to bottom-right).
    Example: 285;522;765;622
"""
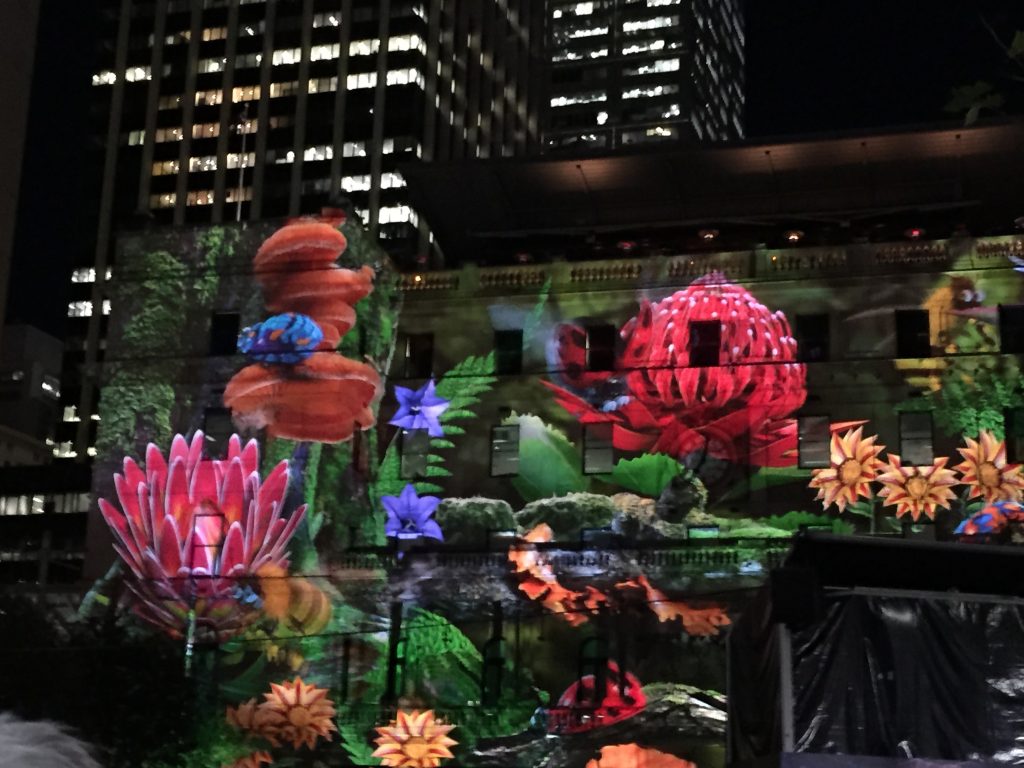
399;235;1024;296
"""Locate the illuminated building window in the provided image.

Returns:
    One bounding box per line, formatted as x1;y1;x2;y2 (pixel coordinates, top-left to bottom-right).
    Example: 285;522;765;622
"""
198;57;226;74
269;116;294;129
240;21;265;36
341;174;371;192
150;192;177;208
192;122;220;138
623;16;678;33
153;159;179;176
999;304;1024;354
71;268;96;283
237;118;258;135
313;12;341;28
186;190;215;206
232;85;261;101
272;48;302;65
388;34;426;54
194;88;223;105
798;416;830;468
226;152;255;169
304;145;334;162
308;76;338;93
400;429;429;479
235;53;262;68
688;320;720;367
550;90;606;107
401;333;434;378
41;375;60;399
128;130;146;145
158;95;183;109
347;71;377;89
895;309;930;358
622;39;667;56
490;425;520;476
154;127;183;142
349;38;380;56
92;70;117;85
202;26;228;41
583;423;614;474
310;43;340;61
125;66;152;82
102;300;112;315
795;314;830;363
226;187;253;203
495;329;523;375
584;325;616;372
189;155;218;172
268;148;295;163
386;68;424;87
63;405;80;423
622;84;679;99
624;57;680;76
343;141;367;157
270;81;299;97
68;301;92;317
899;412;934;465
379;205;417;225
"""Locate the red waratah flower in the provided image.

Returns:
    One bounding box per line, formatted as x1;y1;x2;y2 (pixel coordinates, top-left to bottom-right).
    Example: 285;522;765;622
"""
99;432;305;639
545;273;807;466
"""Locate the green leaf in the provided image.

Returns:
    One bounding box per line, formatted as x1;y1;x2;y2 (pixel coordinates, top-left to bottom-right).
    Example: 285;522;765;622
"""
765;510;854;535
599;453;684;497
845;499;875;519
505;413;589;502
719;464;810;502
430;438;456;449
1008;29;1024;59
523;277;552;342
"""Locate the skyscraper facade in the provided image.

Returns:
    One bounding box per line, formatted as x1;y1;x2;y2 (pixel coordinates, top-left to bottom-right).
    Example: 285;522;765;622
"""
545;0;744;152
58;0;543;461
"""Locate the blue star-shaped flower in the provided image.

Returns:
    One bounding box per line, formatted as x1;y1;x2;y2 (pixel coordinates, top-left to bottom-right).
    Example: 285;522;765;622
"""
389;380;449;437
382;484;443;541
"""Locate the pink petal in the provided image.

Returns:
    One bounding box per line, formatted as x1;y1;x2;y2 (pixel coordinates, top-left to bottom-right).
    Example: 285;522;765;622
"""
144;443;167;484
220;522;246;572
219;458;246;527
158;516;183;575
168;434;189;470
165;458;192;535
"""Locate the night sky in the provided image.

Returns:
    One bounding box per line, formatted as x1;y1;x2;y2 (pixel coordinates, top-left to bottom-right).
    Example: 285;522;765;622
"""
6;0;1024;337
745;0;1024;137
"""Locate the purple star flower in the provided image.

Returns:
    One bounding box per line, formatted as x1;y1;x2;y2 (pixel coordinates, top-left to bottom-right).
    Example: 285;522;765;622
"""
382;484;444;541
389;380;450;437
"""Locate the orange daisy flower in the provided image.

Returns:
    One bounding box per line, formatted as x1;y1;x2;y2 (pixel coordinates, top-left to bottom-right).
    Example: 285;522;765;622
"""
258;677;337;750
372;710;458;767
955;430;1024;502
808;426;885;512
876;455;958;521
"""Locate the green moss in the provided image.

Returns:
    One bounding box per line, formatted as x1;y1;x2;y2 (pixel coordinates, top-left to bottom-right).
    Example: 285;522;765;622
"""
434;497;516;546
515;492;617;539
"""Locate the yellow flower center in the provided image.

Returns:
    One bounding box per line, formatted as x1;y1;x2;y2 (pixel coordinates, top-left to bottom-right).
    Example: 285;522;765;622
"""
288;707;313;728
403;737;431;760
839;459;863;486
905;475;930;500
978;461;1001;489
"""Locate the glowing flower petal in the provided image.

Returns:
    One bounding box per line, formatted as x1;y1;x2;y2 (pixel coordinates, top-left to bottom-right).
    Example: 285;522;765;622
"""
236;677;337;751
954;430;1024;503
99;433;305;638
807;426;885;513
373;710;457;767
877;454;958;521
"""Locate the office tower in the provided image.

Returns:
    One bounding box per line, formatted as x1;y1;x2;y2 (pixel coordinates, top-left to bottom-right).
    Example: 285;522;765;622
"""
59;0;543;460
545;0;744;151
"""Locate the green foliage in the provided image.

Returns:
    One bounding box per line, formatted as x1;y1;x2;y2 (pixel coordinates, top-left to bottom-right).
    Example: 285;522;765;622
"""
945;80;1005;125
919;323;1024;439
515;492;616;538
523;277;552;342
505;413;589;502
765;510;855;535
718;465;810;504
600;453;686;497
